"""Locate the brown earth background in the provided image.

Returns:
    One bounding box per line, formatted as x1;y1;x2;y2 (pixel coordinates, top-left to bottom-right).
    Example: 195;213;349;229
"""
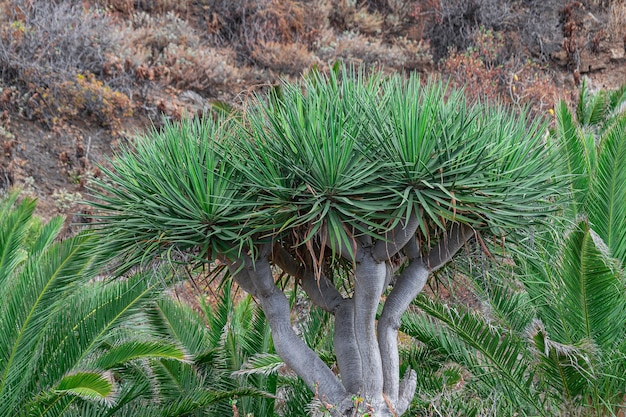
0;0;624;235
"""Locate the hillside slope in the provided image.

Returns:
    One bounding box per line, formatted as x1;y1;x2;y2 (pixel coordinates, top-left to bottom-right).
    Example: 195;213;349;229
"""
0;0;624;229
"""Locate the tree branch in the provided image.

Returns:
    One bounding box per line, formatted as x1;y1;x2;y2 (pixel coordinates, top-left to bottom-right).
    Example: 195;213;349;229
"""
220;253;259;297
396;369;417;416
333;298;363;395
404;235;420;260
272;245;344;313
301;271;345;313
378;260;429;403
225;247;348;406
271;244;301;277
427;223;474;272
353;254;387;403
372;213;420;262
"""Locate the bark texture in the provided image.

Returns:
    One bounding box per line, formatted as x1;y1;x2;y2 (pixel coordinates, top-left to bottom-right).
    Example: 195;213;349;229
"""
224;222;473;416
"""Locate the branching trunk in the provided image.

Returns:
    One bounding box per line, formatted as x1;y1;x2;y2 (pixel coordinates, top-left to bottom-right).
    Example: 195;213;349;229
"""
226;247;349;412
354;254;387;405
222;223;473;416
378;260;429;405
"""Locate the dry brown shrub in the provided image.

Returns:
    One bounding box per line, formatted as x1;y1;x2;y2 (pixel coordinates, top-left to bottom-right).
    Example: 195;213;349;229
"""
119;12;242;94
204;0;326;58
352;7;384;34
507;62;558;113
160;44;240;93
249;0;306;43
250;41;318;76
608;0;626;42
19;72;134;131
318;31;432;71
134;0;189;14
93;0;133;15
441;27;558;114
330;3;384;34
92;0;188;15
0;0;134;129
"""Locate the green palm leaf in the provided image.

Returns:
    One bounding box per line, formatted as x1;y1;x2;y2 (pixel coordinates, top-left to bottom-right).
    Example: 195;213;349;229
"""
95;341;188;369
35;274;158;389
0;233;97;408
233;353;285;378
527;320;592;402
553;100;592;216
56;371;114;401
403;295;545;415
0;193;37;282
587;117;626;262
146;297;214;359
577;79;610;128
559;221;626;348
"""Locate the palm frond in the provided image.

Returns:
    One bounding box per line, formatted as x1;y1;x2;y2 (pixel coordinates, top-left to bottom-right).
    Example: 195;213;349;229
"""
233;353;286;378
527;320;592;401
403;295;546;415
56;371;115;402
470;271;535;334
32;273;158;394
553;100;592;216
0;233;97;407
558;221;626;348
149;359;207;399
577;78;610;128
156;387;269;417
587;117;626;262
95;341;188;369
146;297;214;359
0;194;36;283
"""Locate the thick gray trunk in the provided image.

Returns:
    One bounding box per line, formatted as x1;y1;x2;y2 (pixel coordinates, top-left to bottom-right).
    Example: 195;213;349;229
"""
221;222;473;416
334;298;363;394
227;248;348;408
353;254;386;404
378;260;428;405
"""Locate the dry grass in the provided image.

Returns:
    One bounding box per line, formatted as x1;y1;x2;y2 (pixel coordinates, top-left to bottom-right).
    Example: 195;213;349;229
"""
94;0;189;15
317;30;432;71
441;27;558;114
608;0;626;42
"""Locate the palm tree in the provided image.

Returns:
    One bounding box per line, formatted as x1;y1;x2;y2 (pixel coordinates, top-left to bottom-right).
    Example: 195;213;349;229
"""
0;192;254;416
147;279;332;417
399;81;626;416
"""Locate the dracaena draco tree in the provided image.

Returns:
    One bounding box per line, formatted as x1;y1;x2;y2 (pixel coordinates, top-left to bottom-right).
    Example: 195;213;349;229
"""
89;66;560;416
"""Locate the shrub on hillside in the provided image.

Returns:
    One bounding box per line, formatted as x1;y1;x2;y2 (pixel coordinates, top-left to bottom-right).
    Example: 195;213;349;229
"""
425;0;566;62
120;11;242;94
442;27;558;113
317;31;433;72
0;0;132;129
94;0;189;15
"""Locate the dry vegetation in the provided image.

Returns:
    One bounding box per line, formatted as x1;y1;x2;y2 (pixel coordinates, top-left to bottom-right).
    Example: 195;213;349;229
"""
0;0;624;224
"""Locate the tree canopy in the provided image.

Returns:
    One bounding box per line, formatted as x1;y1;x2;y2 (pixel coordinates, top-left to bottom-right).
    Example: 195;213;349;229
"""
90;67;561;416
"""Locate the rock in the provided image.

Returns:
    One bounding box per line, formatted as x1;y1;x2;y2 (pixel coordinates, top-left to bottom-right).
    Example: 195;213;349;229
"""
610;48;625;62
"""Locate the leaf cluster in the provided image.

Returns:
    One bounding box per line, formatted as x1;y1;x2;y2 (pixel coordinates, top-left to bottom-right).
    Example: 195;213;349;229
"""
90;65;559;271
400;81;626;417
0;192;267;416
